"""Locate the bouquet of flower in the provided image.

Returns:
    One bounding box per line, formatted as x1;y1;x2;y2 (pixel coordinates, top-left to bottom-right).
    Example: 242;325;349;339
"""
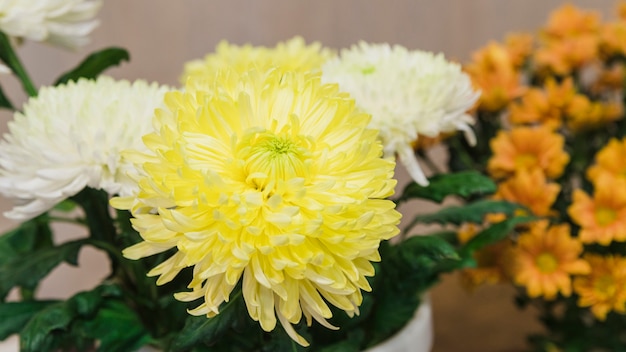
452;2;626;351
0;1;529;351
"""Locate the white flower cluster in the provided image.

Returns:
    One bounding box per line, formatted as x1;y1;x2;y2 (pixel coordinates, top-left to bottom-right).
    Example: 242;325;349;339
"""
322;42;480;185
0;0;102;48
0;76;170;220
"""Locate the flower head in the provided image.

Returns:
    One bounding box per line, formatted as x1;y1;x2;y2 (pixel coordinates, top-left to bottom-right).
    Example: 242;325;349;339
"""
587;138;626;183
0;0;102;49
113;68;401;346
464;42;524;112
487;126;570;180
493;169;560;217
458;223;515;290
568;178;626;245
322;42;479;186
182;36;333;83
511;221;590;300
0;76;170;220
573;254;626;320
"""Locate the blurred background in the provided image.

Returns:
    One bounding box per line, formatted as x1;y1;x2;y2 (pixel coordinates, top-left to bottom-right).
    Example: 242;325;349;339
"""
0;0;620;350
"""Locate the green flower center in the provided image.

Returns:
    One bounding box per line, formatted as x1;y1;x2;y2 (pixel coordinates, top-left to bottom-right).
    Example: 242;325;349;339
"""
361;65;376;75
595;207;617;227
536;252;558;273
242;131;311;191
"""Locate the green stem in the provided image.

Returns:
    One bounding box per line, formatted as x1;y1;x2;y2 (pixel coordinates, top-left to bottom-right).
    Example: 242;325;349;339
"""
0;31;37;97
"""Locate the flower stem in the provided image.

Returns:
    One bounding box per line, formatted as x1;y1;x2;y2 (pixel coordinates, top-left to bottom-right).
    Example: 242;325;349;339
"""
0;31;38;97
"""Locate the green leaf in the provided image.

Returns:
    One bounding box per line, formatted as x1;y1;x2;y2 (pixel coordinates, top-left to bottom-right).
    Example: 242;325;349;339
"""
405;200;525;230
0;222;38;268
0;84;14;110
0;240;86;298
79;300;152;351
397;171;497;203
54;47;130;85
399;235;460;262
460;216;536;256
317;330;363;352
170;292;242;351
0;32;37;96
0;301;57;339
21;303;73;352
20;285;123;352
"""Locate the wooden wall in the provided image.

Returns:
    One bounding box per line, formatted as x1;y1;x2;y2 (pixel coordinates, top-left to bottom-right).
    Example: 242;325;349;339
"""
0;1;619;350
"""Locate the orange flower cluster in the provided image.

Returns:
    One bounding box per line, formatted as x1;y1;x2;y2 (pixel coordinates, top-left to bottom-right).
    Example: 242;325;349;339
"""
460;3;626;317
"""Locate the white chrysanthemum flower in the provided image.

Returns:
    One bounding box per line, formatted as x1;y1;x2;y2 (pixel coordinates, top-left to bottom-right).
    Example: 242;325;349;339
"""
0;76;170;220
0;0;102;49
322;42;480;186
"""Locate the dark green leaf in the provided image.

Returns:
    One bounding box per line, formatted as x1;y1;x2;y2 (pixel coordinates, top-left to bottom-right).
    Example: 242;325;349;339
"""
54;47;130;85
0;240;86;298
170;292;242;351
398;171;497;203
20;285;123;352
317;330;364;352
21;303;73;352
68;284;123;318
0;301;57;339
0;32;37;96
461;216;536;256
80;300;153;351
399;235;460;262
0;223;38;268
405;200;525;230
368;293;422;347
0;84;14;110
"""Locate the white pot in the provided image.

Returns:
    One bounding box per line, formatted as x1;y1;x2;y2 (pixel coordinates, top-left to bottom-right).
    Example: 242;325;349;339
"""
364;294;433;352
0;296;433;352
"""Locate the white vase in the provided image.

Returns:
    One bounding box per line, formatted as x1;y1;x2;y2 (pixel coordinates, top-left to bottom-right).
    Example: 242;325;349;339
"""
363;294;433;352
0;296;433;352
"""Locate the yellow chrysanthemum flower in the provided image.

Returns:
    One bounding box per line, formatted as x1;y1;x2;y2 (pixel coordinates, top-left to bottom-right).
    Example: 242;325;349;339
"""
181;36;334;83
511;221;590;300
112;68;401;346
573;254;626;320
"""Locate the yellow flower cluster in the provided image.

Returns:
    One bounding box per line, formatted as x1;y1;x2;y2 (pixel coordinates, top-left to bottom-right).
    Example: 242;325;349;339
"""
460;2;626;320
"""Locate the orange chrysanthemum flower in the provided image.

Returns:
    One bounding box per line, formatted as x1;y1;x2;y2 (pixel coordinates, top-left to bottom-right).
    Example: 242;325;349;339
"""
488;126;570;179
465;42;524;112
587;138;626;183
508;88;562;129
568;179;626;245
619;1;626;21
541;4;600;39
565;95;623;132
511;221;590;299
534;35;599;76
573;254;626;320
535;3;601;76
600;20;626;58
504;32;534;68
508;78;582;130
493;169;560;217
458;223;514;290
591;64;625;94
